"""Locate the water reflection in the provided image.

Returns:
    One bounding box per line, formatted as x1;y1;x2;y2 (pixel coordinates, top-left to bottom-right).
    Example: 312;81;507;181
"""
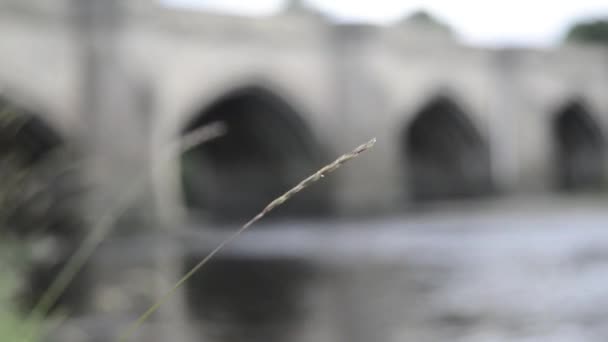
183;255;316;342
178;203;608;342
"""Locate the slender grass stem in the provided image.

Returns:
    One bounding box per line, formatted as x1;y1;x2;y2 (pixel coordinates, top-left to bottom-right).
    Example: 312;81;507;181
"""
19;122;225;342
116;137;376;342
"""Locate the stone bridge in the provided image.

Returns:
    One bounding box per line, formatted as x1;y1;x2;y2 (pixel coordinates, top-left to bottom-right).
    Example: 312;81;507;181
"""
2;0;608;216
2;1;608;341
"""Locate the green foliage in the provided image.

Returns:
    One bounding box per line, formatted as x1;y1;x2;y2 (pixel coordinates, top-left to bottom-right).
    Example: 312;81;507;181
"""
0;105;42;341
399;9;453;34
0;242;45;342
0;102;76;341
565;18;608;46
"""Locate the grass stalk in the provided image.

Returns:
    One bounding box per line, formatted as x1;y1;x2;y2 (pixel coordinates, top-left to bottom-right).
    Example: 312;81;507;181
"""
117;137;376;342
19;122;226;342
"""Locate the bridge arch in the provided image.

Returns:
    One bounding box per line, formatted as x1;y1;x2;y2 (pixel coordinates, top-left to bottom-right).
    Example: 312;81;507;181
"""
0;96;62;163
552;100;606;191
0;95;89;314
402;95;493;202
0;96;65;236
180;85;330;222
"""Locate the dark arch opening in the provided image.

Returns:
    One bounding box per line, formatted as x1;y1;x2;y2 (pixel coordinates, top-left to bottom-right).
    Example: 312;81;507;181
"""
403;96;493;202
180;86;330;223
0;99;61;164
0;97;66;238
553;101;606;191
0;97;88;315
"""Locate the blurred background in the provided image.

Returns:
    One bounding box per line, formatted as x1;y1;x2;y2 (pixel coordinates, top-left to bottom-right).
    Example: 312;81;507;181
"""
2;0;608;341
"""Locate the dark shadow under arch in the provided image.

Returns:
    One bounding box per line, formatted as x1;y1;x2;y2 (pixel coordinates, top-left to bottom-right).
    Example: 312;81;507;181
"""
0;96;89;315
0;98;61;164
0;97;67;238
180;86;330;222
553;101;606;191
403;96;493;202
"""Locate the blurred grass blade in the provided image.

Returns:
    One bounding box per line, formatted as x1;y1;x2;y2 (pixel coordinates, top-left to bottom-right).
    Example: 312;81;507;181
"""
19;122;225;342
117;137;376;342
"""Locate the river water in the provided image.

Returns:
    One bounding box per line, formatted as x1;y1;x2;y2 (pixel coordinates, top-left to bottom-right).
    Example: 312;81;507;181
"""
173;198;608;342
50;198;608;342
